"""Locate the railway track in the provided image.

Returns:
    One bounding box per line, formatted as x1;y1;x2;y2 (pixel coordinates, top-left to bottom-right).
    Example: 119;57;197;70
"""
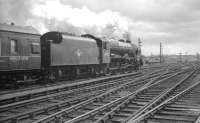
29;68;191;123
0;72;143;105
130;69;200;123
0;64;173;106
0;62;182;104
0;77;105;95
0;62;179;96
58;70;192;123
0;68;174;123
0;63;168;96
0;63;192;123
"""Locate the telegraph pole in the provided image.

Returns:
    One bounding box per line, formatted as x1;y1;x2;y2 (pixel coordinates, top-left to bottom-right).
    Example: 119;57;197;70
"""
160;42;162;63
197;52;200;62
185;52;188;63
179;52;182;63
138;38;142;56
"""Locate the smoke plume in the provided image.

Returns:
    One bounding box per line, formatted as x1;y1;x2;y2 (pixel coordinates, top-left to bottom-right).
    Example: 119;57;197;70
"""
0;0;131;39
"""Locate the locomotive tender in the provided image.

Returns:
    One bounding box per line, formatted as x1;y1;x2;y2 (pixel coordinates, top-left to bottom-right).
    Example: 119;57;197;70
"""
0;23;141;84
41;32;110;78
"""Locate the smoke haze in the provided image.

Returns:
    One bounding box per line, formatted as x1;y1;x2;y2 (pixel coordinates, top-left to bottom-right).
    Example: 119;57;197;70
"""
1;0;200;55
0;0;130;40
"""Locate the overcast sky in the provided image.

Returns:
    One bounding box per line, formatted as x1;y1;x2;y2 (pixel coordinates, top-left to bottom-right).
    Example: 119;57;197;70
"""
0;0;200;55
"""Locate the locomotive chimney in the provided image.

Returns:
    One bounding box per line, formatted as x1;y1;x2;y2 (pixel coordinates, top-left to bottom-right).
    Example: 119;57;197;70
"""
11;22;15;26
123;32;131;43
119;39;125;42
126;40;131;43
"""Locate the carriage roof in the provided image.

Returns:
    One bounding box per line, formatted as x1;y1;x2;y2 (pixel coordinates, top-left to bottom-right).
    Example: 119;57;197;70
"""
0;23;39;35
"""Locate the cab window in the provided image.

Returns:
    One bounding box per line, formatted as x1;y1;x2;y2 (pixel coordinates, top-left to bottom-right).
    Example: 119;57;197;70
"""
31;42;40;54
10;39;18;54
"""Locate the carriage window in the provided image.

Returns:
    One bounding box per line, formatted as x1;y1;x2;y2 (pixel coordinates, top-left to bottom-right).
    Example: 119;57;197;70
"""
31;42;40;54
10;39;18;54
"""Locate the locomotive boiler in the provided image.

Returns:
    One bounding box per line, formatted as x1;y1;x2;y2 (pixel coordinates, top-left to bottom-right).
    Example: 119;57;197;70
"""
109;39;138;57
108;39;139;70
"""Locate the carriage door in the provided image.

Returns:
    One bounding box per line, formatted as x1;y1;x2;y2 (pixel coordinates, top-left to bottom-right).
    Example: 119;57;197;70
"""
19;38;29;69
0;38;1;56
9;38;20;70
29;41;40;69
0;38;4;70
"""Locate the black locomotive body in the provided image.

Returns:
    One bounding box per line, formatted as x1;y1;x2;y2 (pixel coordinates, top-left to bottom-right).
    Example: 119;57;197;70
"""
0;23;41;83
40;31;140;78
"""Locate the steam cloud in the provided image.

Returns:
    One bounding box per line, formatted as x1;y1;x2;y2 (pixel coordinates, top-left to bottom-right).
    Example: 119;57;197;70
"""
0;0;131;39
2;0;200;55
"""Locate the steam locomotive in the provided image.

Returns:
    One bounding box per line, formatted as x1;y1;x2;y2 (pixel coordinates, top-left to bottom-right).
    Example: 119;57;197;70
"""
0;23;142;85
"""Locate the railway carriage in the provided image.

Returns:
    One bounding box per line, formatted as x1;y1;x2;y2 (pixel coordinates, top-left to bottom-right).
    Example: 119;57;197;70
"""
0;23;41;83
